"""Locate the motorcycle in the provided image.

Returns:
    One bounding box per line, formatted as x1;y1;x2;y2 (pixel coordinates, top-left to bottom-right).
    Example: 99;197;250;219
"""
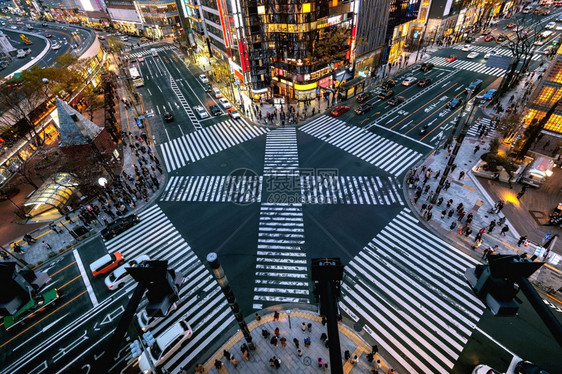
420;124;429;135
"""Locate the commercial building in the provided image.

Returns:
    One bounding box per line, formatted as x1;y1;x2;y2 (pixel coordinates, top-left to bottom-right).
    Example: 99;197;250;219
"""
135;0;181;40
106;0;145;35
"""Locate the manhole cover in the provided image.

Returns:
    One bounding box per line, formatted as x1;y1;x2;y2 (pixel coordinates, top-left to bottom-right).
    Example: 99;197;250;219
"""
303;356;313;366
353;322;363;332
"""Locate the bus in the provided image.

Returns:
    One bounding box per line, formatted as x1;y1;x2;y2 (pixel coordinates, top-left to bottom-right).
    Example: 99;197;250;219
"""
129;67;144;87
534;30;554;45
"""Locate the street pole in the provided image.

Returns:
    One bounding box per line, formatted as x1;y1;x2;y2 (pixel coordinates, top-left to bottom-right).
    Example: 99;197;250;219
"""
431;90;478;205
207;252;255;350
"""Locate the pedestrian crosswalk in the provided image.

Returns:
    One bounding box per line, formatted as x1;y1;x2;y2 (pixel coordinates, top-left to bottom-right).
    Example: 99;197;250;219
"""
451;45;541;61
170;77;201;130
424;56;507;77
103;205;236;374
263;128;299;176
299;175;403;205
340;209;485;374
467;117;496;138
159;119;269;172
253;203;311;309
128;46;174;58
160;175;263;204
299;116;422;177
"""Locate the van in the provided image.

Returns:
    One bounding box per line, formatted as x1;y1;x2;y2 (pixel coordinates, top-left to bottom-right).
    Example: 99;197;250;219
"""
212;87;222;98
89;251;124;277
520;156;554;187
466;79;482;93
138;318;192;372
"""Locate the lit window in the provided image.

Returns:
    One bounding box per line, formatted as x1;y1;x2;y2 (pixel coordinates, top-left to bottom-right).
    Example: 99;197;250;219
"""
303;3;311;12
258;5;265;14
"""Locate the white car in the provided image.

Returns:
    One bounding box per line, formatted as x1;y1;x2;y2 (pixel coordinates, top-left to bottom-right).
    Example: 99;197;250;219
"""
199;74;209;83
138;319;192;372
104;254;149;290
471;364;502;374
138;56;145;62
120;36;128;41
467;51;479;59
556;24;562;31
461;44;472;51
545;22;556;30
218;98;232;109
484;50;496;59
51;43;61;50
194;105;209;118
16;49;26;58
401;76;418;86
10;25;17;29
137;303;178;332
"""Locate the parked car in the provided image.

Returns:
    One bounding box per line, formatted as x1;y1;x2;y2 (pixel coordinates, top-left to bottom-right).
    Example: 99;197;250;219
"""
467;51;479;59
194;105;209;118
447;97;464;109
461;44;472;51
209;104;222;116
356;92;373;103
445;55;457;62
227;108;240;119
377;90;394;100
163;112;174;122
104;254;150;290
418;78;432;87
138;319;193;371
199;74;209;83
484;35;495;42
387;96;405;106
330;105;350;117
100;214;141;241
89;252;124;277
419;62;434;72
354;103;373;115
218;98;231;109
401;76;418;86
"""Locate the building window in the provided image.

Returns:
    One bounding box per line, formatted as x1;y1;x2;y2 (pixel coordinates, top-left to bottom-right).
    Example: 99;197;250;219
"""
303;3;311;13
258;5;265;14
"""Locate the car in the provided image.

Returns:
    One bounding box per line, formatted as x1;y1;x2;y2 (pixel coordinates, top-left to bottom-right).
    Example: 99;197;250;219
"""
447;97;464;109
89;252;124;277
401;76;418;86
25;24;33;30
467;79;483;92
354;103;373;115
3;288;60;330
467;51;479;59
100;214;141;241
377;90;394;100
194;105;209;118
199;74;209;83
445;55;457;62
522;6;532;13
140;37;149;42
356;92;373;103
97;35;106;40
387;96;405;106
556;24;562;31
16;49;26;58
209;104;222;116
478;89;497;101
484;35;495;42
138;56;144;62
10;25;17;29
163;112;174;122
545;22;556;30
471;364;502;374
0;21;5;26
557;15;562;22
419;62;434;72
514;360;548;374
418;78;432;87
23;48;31;55
203;83;212;92
461;44;472;51
51;43;61;50
218;98;231;109
41;22;48;27
330;105;350;116
228;108;240;119
465;36;474;43
151;48;158;57
506;22;515;28
381;79;396;90
45;33;52;38
138;318;193;371
496;35;506;42
137;303;178;332
119;36;128;41
104;254;150;290
484;50;496;59
481;29;491;35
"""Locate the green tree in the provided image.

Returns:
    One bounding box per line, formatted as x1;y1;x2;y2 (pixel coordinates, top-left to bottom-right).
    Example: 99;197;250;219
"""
314;27;351;63
107;36;124;53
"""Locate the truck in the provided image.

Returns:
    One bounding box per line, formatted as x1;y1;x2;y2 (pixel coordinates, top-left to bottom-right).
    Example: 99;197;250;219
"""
3;288;60;330
129;67;144;88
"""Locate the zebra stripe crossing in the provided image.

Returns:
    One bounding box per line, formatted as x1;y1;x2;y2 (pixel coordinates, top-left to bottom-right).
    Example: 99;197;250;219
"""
160;175;263;203
128;46;174;58
467;117;496;138
103;205;235;373
340;209;485;374
425;56;507;77
170;77;201;130
451;45;541;61
159;119;269;172
299;116;422;176
253;203;311;310
264;128;299;176
299;175;403;205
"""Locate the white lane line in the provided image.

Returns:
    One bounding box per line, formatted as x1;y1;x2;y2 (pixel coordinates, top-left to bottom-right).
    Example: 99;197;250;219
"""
73;250;98;307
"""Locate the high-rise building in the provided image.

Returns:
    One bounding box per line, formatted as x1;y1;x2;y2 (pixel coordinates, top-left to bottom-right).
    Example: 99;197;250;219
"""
136;0;181;40
106;0;144;35
525;46;562;134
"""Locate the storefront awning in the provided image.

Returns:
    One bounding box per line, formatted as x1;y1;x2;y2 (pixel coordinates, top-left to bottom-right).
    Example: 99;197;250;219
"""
340;77;366;90
24;173;78;217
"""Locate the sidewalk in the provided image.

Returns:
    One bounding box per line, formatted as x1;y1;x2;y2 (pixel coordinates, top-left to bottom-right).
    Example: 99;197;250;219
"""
191;309;391;374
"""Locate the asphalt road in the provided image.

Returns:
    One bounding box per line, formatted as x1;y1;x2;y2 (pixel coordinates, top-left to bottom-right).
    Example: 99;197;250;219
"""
1;9;562;374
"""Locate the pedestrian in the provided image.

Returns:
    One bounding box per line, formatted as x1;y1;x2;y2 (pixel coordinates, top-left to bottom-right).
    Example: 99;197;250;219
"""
427;211;433;221
194;364;205;373
446;199;453;208
297;349;303;357
459;170;465;180
344;350;351;361
441;209;447;219
482;247;492;260
301;322;306;331
488;219;496;233
255;313;261;321
517;190;525;199
307;322;312;332
445;181;451;190
24;234;36;244
372;345;379;355
367;352;374;362
270;335;278;347
293;338;299;348
424;185;430;194
49;222;61;234
427;191;434;202
456;202;464;212
274;327;280;336
42;241;52;250
320;332;327;342
214;359;223;369
324;363;329;372
437;197;443;206
466;213;473;224
473;145;480;154
318;357;324;368
518;235;528;246
434;170;441;179
262;329;270;339
243;349;250;361
304;336;311;347
321;316;327;326
273;311;280;321
280;336;287;347
473;238;483;250
350;355;358;365
501;225;509;235
448;210;454;218
451;163;457;172
223;350;231;360
450;221;457;230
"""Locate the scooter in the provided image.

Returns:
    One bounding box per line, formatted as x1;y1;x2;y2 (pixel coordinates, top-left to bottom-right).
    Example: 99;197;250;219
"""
420;124;429;135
